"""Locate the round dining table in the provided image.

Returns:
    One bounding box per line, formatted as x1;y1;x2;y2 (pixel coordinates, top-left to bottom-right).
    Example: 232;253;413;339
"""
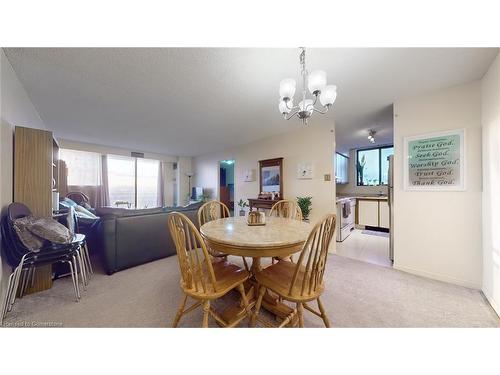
200;215;311;325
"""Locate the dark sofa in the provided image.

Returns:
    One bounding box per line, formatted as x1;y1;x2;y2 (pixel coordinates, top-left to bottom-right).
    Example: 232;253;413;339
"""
95;202;202;274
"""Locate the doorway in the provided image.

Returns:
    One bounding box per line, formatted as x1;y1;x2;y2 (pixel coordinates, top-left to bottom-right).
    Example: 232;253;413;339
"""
219;160;235;216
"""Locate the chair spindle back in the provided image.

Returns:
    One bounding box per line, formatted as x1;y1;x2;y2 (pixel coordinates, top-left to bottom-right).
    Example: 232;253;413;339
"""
289;214;336;297
168;212;218;295
269;200;303;221
198;201;230;228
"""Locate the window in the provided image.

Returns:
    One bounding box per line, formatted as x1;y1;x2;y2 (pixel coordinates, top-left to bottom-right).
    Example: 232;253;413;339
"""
335;153;349;184
60;149;101;186
356;146;394;186
108;155;160;208
137;158;160;209
108;155;136;207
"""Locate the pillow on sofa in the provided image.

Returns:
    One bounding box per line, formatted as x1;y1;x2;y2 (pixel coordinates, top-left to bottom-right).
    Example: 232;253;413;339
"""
74;204;99;219
61;197;78;207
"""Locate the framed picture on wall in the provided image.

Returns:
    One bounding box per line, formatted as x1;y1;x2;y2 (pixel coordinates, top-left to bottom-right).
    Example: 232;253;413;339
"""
259;157;283;198
297;162;314;179
403;128;466;191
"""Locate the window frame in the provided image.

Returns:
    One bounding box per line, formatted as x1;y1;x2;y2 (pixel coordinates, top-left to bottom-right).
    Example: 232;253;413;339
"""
356;145;394;186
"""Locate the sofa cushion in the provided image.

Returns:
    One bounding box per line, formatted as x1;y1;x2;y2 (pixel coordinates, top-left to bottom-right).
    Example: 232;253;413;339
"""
96;206;163;218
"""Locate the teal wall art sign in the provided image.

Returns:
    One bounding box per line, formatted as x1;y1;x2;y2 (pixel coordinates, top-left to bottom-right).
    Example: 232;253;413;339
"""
404;129;465;191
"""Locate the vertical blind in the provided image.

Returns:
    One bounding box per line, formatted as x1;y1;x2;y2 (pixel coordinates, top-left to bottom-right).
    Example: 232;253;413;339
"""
335;153;349;184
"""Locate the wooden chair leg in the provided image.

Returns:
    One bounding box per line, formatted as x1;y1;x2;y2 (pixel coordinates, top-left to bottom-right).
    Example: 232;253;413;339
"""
250;285;266;327
241;257;249;272
317;297;330;328
202;300;210;328
236;283;251;324
172;294;188;327
297;303;304;328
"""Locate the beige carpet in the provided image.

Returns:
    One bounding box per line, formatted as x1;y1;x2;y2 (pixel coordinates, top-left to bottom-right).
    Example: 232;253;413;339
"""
2;254;499;328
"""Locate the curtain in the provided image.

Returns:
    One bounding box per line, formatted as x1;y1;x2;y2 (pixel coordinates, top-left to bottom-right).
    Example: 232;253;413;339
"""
162;162;175;207
59;160;69;197
99;154;110;207
157;162;165;207
60;149;107;208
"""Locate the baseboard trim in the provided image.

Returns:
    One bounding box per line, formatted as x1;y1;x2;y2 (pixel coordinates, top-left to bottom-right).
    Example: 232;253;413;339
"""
482;289;500;318
393;263;481;289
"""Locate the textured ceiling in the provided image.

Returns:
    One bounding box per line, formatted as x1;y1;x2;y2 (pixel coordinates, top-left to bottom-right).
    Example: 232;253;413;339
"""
4;48;498;156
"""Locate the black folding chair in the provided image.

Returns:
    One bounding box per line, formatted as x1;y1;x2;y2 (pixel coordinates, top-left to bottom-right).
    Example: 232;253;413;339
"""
1;203;87;323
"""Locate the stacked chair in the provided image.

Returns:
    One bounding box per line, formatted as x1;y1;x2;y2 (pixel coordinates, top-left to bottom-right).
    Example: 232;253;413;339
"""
56;205;93;286
0;203;91;323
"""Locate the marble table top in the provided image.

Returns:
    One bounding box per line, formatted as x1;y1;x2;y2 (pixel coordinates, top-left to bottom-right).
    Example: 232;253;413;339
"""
200;216;311;248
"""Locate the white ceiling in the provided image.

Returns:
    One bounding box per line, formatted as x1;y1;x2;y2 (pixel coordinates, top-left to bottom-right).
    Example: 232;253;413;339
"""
4;48;498;156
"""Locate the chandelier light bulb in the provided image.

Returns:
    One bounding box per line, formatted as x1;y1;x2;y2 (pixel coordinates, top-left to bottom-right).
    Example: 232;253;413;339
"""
320;85;337;106
299;99;314;112
308;70;327;95
368;130;376;143
279;99;293;114
279;78;296;100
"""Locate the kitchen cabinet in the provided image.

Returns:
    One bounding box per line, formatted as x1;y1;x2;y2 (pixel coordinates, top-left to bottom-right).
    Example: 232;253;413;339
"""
356;198;389;228
357;200;379;227
378;200;390;229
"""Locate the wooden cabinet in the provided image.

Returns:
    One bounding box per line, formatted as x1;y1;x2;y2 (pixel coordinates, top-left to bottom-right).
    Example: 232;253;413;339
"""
14;126;59;293
248;198;276;211
357;198;390;228
14;126;55;216
378;200;390;229
357;200;379;227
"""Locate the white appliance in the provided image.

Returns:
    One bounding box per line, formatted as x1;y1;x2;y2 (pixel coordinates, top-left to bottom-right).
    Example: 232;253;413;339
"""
388;155;394;262
336;198;356;242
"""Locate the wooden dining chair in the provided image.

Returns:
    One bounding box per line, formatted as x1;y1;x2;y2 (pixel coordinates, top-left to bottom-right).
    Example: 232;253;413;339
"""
269;200;303;264
269;200;303;221
198;200;249;271
168;212;252;328
250;214;336;328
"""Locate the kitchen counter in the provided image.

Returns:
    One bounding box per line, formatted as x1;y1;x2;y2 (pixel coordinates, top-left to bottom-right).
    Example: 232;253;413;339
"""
336;195;387;203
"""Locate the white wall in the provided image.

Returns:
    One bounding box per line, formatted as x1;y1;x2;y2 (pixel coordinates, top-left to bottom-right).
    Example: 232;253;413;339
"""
481;52;500;315
0;48;46;318
192;124;336;250
393;81;482;288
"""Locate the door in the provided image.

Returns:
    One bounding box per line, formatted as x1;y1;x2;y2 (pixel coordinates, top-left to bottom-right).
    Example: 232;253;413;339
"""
219;160;235;213
388;155;394;261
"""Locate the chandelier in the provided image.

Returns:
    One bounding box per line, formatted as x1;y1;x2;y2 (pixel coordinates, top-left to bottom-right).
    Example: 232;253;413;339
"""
278;47;337;125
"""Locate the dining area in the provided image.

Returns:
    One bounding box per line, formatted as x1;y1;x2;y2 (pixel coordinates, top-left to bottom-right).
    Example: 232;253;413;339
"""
168;199;337;328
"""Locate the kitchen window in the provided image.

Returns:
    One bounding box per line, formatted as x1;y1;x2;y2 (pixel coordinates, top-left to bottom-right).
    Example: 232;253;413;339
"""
356;146;394;186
